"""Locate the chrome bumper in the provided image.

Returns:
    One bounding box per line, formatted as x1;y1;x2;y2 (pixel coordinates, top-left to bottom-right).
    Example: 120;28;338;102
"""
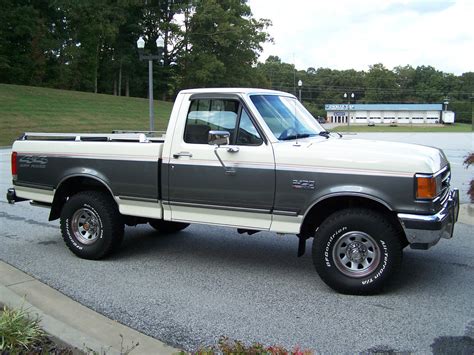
398;189;460;249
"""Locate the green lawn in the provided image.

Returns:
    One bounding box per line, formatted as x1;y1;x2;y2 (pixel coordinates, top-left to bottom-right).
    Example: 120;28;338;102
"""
0;84;173;146
331;123;472;133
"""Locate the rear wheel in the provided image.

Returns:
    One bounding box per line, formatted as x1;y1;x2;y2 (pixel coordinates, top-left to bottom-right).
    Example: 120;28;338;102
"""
60;191;124;260
149;220;189;233
312;208;403;295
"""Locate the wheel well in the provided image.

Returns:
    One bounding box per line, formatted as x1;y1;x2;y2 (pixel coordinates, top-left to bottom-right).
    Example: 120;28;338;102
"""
48;176;114;221
300;196;408;246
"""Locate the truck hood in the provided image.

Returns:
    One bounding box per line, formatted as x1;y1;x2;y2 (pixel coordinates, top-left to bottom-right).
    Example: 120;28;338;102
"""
273;136;448;176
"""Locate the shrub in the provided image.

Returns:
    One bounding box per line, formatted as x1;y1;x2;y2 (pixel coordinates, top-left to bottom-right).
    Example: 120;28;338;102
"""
189;336;313;355
0;305;46;352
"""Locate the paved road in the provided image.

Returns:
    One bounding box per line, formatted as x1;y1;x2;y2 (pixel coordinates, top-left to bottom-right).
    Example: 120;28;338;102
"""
1;133;473;353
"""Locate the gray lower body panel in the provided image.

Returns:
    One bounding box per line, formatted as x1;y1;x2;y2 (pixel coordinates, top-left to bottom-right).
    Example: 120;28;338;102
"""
16;156;159;200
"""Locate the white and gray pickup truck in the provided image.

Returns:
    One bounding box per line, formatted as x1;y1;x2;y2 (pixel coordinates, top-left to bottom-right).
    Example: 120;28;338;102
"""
6;88;459;294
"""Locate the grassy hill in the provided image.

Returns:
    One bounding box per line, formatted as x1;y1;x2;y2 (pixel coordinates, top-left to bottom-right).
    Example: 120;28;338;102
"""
1;84;471;146
0;84;173;146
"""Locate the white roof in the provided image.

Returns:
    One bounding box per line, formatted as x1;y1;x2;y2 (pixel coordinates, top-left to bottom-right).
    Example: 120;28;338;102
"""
178;87;294;96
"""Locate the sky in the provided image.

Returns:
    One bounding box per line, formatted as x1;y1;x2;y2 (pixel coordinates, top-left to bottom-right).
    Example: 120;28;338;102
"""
247;0;473;74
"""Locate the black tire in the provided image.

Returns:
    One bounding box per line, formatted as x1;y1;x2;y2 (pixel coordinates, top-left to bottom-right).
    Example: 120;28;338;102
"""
60;191;124;260
312;208;403;295
149;220;189;233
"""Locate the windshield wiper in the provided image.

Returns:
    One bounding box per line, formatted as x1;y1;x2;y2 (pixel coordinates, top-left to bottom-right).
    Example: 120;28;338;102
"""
318;131;342;139
318;131;330;139
280;133;314;141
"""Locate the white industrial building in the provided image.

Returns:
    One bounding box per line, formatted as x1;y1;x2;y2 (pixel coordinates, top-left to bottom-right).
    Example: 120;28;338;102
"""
325;103;448;125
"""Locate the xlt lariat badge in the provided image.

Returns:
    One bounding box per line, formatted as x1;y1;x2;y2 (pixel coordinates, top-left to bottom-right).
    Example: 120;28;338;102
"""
292;179;315;190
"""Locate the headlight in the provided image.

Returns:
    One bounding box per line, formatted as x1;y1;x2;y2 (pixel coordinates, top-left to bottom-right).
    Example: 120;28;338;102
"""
415;174;437;199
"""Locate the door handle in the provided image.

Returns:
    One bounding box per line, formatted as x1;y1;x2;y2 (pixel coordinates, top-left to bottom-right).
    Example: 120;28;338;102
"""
173;151;193;158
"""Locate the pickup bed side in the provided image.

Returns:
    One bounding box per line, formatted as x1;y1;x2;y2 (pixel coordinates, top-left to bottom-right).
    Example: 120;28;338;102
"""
12;138;164;221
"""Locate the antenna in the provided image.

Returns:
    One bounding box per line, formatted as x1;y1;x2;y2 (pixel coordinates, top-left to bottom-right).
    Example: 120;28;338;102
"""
293;97;300;146
293;54;300;146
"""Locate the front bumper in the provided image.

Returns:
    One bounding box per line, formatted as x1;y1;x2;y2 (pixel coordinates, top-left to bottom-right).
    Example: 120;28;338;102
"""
398;188;459;249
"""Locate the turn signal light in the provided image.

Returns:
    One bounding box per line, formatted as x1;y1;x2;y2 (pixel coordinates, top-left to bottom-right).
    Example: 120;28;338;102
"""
11;152;18;180
416;176;437;199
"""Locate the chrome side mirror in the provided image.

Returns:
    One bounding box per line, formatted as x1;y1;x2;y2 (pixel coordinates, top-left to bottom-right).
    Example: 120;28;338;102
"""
208;130;230;146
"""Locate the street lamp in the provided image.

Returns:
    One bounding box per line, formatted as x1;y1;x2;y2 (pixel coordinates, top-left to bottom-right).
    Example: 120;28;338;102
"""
343;92;355;127
298;80;303;102
137;35;165;132
443;97;449;111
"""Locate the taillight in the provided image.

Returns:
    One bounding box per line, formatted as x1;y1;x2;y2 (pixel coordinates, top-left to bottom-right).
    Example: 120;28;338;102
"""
11;152;17;180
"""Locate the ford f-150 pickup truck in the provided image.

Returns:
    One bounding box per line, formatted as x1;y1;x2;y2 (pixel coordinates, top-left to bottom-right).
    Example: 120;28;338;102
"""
6;88;459;294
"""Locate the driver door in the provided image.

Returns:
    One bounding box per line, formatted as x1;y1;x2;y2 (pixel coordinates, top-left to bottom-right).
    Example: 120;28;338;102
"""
168;96;275;229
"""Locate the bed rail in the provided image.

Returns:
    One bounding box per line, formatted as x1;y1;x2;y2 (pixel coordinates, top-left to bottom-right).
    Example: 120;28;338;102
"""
19;131;166;143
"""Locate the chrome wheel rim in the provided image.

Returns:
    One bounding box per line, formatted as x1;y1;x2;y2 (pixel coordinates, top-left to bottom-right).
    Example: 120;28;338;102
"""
71;208;101;245
332;231;381;278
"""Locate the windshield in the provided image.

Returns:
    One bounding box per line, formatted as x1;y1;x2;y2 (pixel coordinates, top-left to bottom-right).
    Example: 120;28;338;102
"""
250;95;323;141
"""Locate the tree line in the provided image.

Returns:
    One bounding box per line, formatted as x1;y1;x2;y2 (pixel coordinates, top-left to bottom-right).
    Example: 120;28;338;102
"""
257;58;473;122
0;0;271;99
0;0;472;122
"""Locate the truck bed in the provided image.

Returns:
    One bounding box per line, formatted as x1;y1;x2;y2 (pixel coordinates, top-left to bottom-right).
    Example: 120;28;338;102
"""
13;132;165;215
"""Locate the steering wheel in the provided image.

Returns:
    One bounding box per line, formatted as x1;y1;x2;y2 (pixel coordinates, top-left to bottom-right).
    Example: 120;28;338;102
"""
279;127;298;140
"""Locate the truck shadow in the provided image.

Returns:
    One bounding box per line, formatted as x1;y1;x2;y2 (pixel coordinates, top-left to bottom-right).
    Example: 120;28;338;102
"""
111;224;316;275
386;249;473;294
106;224;468;295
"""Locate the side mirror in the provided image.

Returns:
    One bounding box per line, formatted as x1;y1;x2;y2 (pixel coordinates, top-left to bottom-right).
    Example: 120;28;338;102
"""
208;130;230;146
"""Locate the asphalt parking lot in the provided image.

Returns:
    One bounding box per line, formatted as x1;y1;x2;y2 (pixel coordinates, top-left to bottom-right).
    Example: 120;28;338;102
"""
0;132;473;353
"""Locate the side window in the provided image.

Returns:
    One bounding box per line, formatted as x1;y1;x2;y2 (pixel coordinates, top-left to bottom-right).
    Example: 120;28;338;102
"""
235;109;263;146
184;99;239;144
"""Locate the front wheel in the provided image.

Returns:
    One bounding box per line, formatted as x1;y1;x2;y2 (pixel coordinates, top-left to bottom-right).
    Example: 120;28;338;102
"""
312;208;403;295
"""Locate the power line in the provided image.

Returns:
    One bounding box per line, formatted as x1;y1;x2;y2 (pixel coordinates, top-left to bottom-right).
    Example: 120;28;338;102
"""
268;85;473;96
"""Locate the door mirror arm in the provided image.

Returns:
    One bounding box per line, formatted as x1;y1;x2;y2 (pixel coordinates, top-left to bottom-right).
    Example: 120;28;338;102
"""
208;130;236;175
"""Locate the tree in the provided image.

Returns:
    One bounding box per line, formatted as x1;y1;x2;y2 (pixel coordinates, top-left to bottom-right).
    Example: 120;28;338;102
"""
413;65;444;102
184;0;271;87
0;0;62;85
393;65;416;101
256;56;294;91
54;0;126;92
365;63;398;102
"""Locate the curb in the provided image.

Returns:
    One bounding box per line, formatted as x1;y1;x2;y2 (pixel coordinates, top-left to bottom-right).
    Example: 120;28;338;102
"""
0;261;179;355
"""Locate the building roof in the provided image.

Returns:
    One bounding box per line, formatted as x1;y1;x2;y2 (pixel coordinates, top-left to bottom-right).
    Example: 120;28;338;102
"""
325;103;443;111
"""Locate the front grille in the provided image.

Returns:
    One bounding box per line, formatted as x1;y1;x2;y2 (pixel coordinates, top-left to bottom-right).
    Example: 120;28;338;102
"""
438;167;451;201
